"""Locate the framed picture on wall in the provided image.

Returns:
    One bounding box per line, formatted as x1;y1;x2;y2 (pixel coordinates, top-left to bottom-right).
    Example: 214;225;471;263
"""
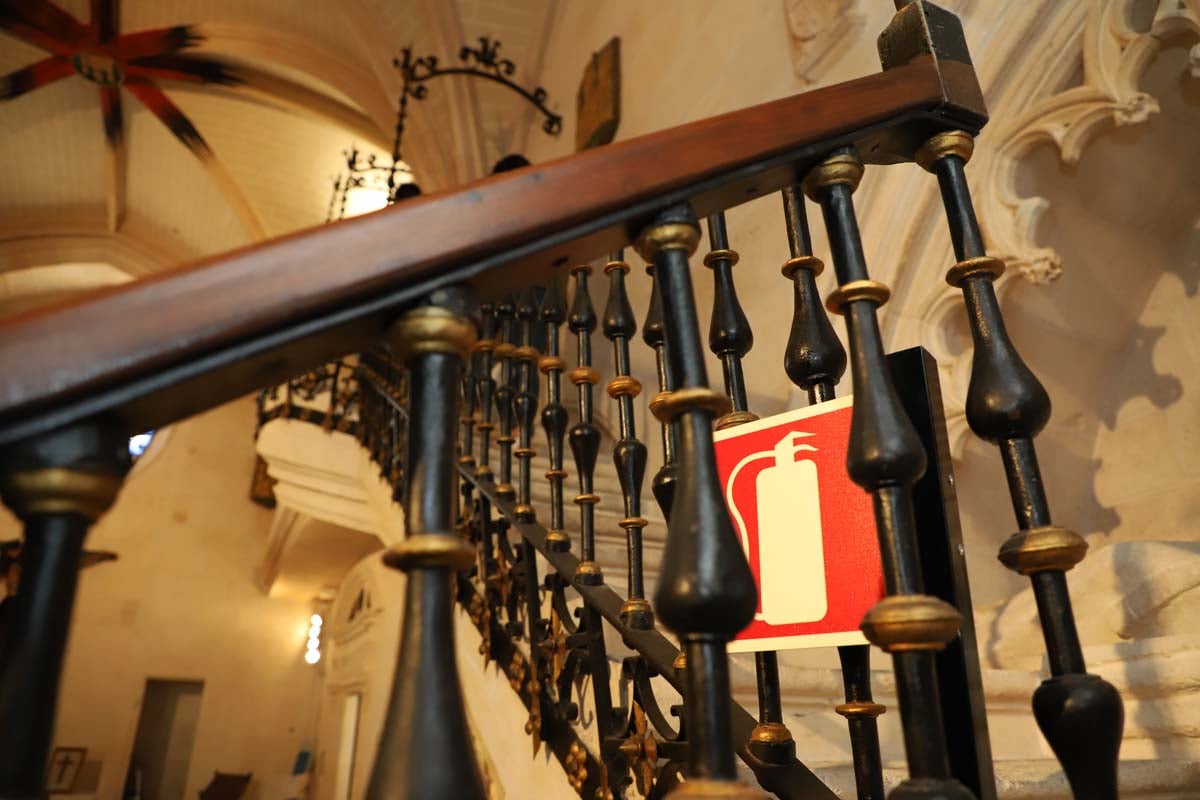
45;747;87;793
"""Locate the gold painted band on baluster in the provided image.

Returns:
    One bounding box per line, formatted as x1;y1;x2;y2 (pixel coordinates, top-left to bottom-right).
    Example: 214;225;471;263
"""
860;594;962;653
666;779;767;799
513;345;540;363
606;376;642;399
802;151;864;199
383;533;475;571
575;560;603;582
494;342;516;358
571;264;594;276
495;483;516;499
673;651;687;670
703;249;740;268
544;469;568;480
618;517;649;530
947;256;1006;288
620;597;652;617
749;722;794;744
604;259;631;275
388;306;477;362
716;410;760;431
825;279;891;315
835;701;887;719
539;355;567;374
545;529;570;549
514;447;535;458
781;255;824;278
650;387;733;423
634;222;701;262
0;468;122;522
473;338;496;353
474;465;493;479
574;493;601;505
998;526;1088;575
569;366;600;385
916;130;975;172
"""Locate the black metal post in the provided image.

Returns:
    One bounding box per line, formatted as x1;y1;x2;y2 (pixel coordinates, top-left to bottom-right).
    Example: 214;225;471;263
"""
367;296;486;799
704;210;796;765
804;150;972;800
917;129;1123;799
0;422;128;799
635;205;764;799
539;279;571;553
568;265;603;585
780;184;886;800
602;251;653;629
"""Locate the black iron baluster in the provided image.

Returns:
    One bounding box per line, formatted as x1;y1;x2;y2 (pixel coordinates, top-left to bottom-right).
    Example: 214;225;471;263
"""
804;150;972;800
460;319;481;518
642;264;680;520
514;289;541;525
0;422;129;797
601;250;653;630
568;265;603;585
917;130;1123;799
474;304;499;570
539;279;571;552
703;211;795;766
368;296;486;799
635;205;763;798
494;296;518;501
781;185;885;800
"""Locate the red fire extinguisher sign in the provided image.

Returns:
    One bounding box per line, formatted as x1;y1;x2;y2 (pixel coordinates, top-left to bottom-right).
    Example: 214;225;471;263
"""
713;396;884;652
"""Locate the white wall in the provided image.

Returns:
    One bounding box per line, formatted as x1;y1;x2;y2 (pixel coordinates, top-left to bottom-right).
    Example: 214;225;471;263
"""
0;399;323;799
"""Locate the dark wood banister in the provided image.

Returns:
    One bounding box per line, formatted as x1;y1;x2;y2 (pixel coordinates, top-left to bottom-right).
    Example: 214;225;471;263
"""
0;57;984;446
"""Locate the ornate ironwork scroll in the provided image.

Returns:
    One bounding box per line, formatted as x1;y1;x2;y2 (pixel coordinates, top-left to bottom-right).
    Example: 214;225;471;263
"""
392;36;562;166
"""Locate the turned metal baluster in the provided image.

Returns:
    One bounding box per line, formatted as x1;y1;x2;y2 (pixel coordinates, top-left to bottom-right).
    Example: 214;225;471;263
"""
636;206;763;799
601;250;653;629
514;289;541;525
781;185;885;800
804;150;972;800
494;296;518;502
642;265;680;520
367;295;486;799
474;303;499;568
917;130;1123;798
568;265;603;585
703;212;795;765
460;319;481;519
539;279;571;552
0;423;129;797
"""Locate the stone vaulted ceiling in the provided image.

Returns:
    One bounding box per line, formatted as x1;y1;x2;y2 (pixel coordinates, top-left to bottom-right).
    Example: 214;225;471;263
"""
0;0;558;287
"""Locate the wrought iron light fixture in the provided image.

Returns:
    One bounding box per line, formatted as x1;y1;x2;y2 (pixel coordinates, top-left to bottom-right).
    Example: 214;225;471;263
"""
327;36;560;221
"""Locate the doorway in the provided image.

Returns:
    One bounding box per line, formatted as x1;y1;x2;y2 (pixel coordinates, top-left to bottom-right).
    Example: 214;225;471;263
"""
127;679;204;799
332;693;361;800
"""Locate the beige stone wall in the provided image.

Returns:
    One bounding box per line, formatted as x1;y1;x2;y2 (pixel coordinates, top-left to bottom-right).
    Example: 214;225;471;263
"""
0;399;321;799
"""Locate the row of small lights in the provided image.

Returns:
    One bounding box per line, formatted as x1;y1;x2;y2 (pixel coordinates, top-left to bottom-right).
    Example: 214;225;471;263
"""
305;613;323;664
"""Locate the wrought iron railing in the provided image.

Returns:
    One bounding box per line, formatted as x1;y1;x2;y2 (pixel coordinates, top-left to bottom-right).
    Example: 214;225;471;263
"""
0;3;1124;799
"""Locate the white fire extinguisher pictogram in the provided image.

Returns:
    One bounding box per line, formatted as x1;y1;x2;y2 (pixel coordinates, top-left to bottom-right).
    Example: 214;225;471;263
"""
725;430;827;625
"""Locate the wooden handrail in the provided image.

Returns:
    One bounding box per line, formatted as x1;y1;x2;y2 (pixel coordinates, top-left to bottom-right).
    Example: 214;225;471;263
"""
0;57;984;446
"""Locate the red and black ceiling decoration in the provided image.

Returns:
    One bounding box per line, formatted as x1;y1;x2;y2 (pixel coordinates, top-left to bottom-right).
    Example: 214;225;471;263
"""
0;0;265;236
